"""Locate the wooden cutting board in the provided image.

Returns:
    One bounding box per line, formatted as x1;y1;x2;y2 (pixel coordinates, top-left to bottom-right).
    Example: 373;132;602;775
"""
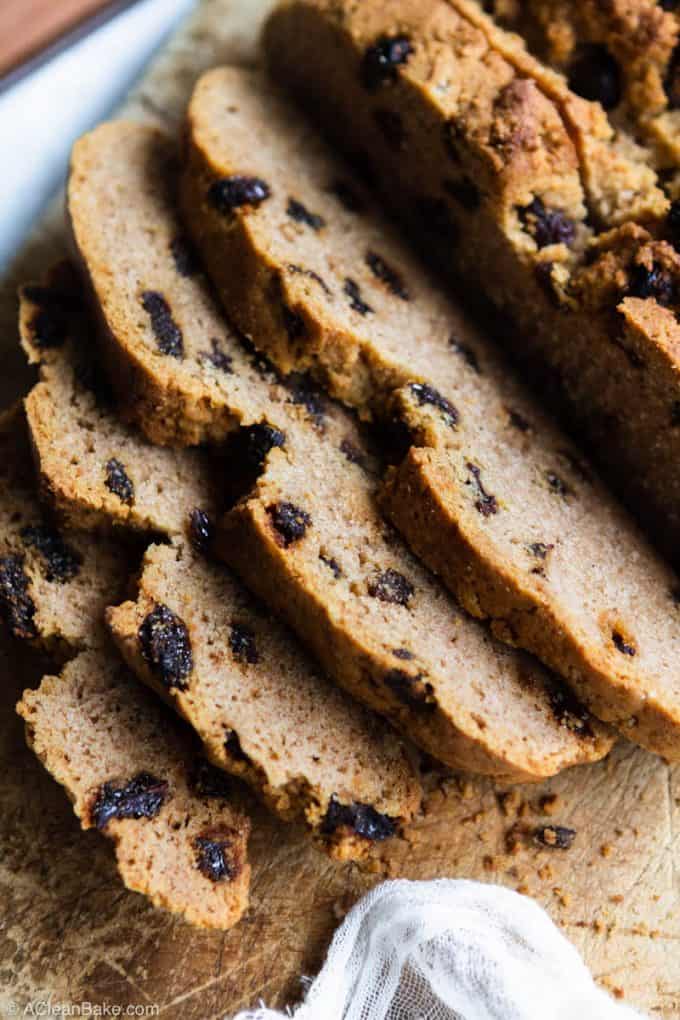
1;2;679;1016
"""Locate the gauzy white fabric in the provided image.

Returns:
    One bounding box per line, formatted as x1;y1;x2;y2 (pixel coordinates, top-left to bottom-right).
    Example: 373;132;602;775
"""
231;879;647;1020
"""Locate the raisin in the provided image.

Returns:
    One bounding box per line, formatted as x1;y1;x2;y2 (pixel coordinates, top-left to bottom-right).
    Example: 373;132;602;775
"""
229;623;259;664
534;825;576;850
416;197;459;243
318;552;342;579
612;630;636;656
286;263;333;297
627;262;674;305
545;471;571;498
199;337;234;373
340;437;365;466
344;278;373;315
20;525;81;582
373;108;406;149
0;555;37;639
547;681;593;739
105;458;134;505
138;604;193;689
508;409;531;432
568;44;622;110
449;337;480;373
519;198;575;249
91;772;168;830
286;198;325;231
384;668;436;711
322;796;396;841
529;542;553;559
208;176;270;212
330;179;365;213
366;251;409;300
141;291;183;357
392;647;414;660
194;829;242;882
238;423;286;472
665;43;680;108
667;199;680;251
443;177;481;211
170;235;199;277
361;35;414;91
466;463;498;517
267;502;311;547
368;568;414;606
189;508;215;554
409;382;459;428
191;758;234;799
286;373;326;424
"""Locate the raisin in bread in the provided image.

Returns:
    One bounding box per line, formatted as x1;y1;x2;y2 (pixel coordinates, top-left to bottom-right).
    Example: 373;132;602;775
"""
67;122;291;448
180;65;680;757
217;408;613;781
20;265;219;536
106;541;421;859
0;404;129;654
261;1;680;561
17;650;251;929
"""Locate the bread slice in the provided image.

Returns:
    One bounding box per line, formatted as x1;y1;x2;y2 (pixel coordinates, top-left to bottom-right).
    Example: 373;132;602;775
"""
67;122;290;448
20;265;219;536
260;0;680;563
107;541;422;859
17;650;251;929
181;66;680;759
0;404;129;655
217;407;613;781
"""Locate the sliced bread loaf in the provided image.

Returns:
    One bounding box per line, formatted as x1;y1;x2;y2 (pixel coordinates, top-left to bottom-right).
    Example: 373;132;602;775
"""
17;650;251;929
180;66;680;759
106;541;422;859
20;265;220;536
261;0;680;561
0;404;129;654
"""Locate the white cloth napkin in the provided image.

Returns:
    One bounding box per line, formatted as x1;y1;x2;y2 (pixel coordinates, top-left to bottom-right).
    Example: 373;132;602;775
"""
232;879;646;1020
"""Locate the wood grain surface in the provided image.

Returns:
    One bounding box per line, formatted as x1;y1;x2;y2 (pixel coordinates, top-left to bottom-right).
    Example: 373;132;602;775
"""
0;0;125;78
0;2;679;1017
